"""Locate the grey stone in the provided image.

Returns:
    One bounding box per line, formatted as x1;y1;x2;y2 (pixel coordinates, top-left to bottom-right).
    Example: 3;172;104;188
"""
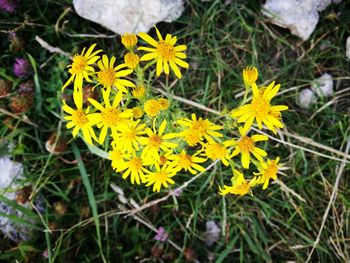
204;221;220;247
262;0;342;41
346;36;350;59
0;156;43;243
298;88;317;109
311;73;334;97
73;0;184;34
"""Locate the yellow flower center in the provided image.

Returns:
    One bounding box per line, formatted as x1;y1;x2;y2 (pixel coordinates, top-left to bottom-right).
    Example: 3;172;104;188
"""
177;153;192;169
191;120;209;136
69;55;87;75
125;128;137;140
101;108;121;126
72;109;89;127
98;68;116;87
129;157;142;172
154;171;168;184
149;134;162;148
157;41;175;60
184;130;201;146
238;136;254;152
144;99;162;117
205;143;227;160
264;161;278;179
251;97;271;119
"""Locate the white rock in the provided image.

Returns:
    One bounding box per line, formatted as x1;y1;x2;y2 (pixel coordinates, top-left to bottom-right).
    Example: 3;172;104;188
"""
73;0;184;34
346;36;350;59
0;156;24;189
262;0;341;41
204;221;220;247
298;88;317;109
311;73;334;97
0;156;43;242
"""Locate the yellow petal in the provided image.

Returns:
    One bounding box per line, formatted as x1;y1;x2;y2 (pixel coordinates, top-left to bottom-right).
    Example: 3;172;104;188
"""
241;152;250;169
169;60;181;78
156;57;163;76
138;32;158;47
140;52;158;61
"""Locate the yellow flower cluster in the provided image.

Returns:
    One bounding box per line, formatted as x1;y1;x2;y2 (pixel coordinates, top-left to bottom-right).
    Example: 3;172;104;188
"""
61;27;288;196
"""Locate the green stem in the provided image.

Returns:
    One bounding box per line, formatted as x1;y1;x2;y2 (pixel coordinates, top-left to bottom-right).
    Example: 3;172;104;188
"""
240;84;250;106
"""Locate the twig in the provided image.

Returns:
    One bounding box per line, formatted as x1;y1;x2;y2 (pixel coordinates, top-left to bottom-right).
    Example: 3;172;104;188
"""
305;137;350;262
64;32;117;39
35;35;71;58
155;88;220;115
251;127;350;164
0;108;38;127
274;179;306;203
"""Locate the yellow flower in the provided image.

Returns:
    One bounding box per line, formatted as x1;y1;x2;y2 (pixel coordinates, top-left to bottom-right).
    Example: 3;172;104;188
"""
231;81;288;134
142;151;175;170
202;140;232;166
62;90;97;144
109;143;125;170
168;150;206;174
231;127;268;169
132;85;146;99
88;89;132;144
116;155;149;185
124;52;139;69
242;66;258;88
177;113;223;146
132;107;144;119
96;55;135;93
121;33;138;49
138;27;189;78
144;165;177;192
254;157;280;189
158;98;169;109
63;44;102;91
139;119;178;159
219;170;259;196
144;98;163;117
112;119;146;154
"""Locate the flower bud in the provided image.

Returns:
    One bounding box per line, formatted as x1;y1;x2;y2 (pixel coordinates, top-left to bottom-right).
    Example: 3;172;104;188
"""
121;33;137;49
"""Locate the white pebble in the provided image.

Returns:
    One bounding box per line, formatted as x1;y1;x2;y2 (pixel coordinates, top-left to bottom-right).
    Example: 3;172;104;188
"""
311;73;333;97
298;88;316;109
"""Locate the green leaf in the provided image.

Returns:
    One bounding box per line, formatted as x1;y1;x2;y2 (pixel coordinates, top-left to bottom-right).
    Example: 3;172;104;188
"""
27;53;42;112
72;143;106;262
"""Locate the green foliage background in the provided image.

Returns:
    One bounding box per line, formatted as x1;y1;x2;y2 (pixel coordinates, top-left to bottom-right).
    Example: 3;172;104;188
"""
0;0;350;262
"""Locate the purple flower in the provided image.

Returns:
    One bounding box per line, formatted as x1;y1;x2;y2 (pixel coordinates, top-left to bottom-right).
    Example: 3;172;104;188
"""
42;250;49;259
13;58;32;78
154;227;168;242
171;188;183;197
0;0;18;13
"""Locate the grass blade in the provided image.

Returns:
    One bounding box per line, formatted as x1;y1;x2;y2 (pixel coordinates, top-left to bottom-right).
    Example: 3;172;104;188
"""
72;143;106;263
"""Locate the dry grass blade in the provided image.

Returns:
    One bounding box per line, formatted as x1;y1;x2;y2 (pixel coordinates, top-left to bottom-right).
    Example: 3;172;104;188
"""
35;35;71;58
305;136;350;262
